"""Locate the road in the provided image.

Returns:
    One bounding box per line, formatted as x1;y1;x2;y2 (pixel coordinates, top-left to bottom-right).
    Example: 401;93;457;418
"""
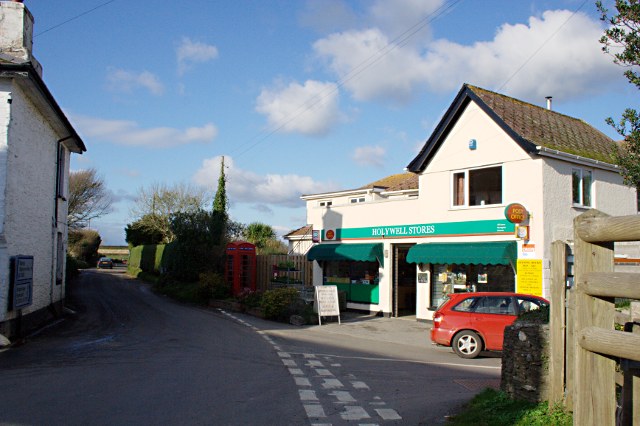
0;268;501;425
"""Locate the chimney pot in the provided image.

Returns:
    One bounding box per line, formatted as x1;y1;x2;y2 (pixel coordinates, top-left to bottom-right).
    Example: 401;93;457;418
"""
545;96;553;111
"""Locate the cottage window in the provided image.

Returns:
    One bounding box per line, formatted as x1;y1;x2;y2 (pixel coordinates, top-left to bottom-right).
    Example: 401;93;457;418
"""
350;197;365;204
572;168;592;207
319;200;332;207
451;166;502;207
56;145;66;199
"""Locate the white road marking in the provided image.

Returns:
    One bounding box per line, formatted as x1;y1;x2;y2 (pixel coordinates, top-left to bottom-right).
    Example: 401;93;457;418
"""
304;404;326;418
330;391;356;403
321;378;344;389
351;381;369;390
306;360;324;367
375;408;402;420
288;368;304;375
299;389;319;401
295;377;311;387
282;359;296;367
315;369;334;377
303;353;316;358
341;406;370;420
277;351;291;358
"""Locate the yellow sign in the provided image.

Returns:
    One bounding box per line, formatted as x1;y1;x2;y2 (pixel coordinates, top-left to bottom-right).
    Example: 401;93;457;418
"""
517;259;543;296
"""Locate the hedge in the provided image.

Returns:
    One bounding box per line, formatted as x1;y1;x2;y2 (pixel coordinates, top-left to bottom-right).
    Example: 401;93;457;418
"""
128;244;167;275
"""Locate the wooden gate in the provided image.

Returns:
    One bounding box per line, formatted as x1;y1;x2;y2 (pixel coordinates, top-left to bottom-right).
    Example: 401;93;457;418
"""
549;210;640;425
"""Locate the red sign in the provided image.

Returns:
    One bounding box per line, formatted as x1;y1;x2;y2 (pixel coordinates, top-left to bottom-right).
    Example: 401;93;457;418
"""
325;229;335;240
504;203;529;223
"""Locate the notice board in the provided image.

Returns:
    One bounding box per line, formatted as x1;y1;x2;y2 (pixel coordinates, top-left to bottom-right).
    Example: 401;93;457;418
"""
516;259;543;297
315;285;340;325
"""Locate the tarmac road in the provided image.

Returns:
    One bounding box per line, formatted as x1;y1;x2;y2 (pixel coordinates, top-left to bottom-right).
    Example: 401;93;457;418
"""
0;269;501;425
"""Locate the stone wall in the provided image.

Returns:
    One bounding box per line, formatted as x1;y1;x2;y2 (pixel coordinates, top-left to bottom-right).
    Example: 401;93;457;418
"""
501;322;549;403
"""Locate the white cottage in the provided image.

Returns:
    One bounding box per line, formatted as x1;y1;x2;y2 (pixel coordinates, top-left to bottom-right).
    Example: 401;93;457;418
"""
0;1;86;339
302;84;637;320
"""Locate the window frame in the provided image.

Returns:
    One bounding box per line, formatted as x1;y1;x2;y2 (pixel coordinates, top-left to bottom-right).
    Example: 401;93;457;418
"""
572;168;593;208
450;165;503;208
349;196;365;204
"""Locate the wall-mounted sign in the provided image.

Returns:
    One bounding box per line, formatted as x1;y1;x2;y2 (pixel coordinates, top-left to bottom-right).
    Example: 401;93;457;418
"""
11;255;34;310
324;229;336;241
516;259;543;296
515;225;529;240
504;203;529;223
312;230;320;243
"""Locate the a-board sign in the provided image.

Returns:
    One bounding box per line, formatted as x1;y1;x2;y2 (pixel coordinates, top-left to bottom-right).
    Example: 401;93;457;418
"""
11;255;34;309
315;285;340;325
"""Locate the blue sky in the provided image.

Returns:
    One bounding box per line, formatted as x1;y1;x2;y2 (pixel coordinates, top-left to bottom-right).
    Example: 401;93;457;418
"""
24;0;634;245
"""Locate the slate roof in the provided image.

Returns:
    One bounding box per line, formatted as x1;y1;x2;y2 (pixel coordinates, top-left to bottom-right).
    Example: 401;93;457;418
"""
407;84;619;172
359;172;418;191
284;225;312;238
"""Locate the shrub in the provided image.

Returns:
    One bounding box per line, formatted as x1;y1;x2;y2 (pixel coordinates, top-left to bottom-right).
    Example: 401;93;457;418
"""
260;287;300;320
199;271;231;301
68;229;102;264
516;304;550;324
236;289;262;308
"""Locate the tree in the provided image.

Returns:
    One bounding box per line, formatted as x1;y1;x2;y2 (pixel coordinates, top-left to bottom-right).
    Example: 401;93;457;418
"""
213;156;228;215
68;169;112;229
210;157;229;247
129;182;210;243
243;222;276;251
124;215;164;247
68;229;102;263
598;1;640;195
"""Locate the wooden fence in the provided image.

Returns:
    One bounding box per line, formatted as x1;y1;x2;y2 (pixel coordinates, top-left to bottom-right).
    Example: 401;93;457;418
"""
549;210;640;425
255;254;313;292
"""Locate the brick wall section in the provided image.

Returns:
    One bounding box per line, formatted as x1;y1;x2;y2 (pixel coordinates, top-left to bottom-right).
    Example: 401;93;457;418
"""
501;322;550;403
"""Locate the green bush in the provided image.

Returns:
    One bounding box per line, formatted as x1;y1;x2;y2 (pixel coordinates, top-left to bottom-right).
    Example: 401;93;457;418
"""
236;289;263;308
199;271;231;301
260;287;300;320
68;229;102;264
516;305;550;324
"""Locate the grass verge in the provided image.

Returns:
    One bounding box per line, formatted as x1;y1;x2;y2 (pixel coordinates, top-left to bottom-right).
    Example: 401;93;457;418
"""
448;388;572;426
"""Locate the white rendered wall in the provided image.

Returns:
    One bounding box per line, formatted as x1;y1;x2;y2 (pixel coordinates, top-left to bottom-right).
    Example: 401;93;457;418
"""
0;81;63;321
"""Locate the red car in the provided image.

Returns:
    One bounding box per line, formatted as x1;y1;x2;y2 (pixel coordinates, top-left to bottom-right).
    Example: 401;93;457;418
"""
431;292;549;358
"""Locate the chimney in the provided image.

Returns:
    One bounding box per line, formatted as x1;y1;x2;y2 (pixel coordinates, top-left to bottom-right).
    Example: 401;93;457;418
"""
545;96;552;111
0;0;42;76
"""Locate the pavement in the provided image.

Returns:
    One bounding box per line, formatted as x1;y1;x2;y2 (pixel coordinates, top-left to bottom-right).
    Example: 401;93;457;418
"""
304;311;433;349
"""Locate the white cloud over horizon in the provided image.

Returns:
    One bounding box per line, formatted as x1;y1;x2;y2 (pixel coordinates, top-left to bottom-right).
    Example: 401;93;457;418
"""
255;80;343;136
72;114;218;148
313;9;622;104
177;37;219;75
106;68;164;95
192;156;339;208
353;145;386;167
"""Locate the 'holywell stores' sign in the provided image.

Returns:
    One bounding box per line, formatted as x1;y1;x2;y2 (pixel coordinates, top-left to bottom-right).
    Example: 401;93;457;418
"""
322;219;515;241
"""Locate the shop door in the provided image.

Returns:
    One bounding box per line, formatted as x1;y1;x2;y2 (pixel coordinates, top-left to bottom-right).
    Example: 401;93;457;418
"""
392;244;416;317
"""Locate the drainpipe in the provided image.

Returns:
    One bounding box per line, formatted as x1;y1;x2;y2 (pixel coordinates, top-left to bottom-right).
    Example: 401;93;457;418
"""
50;136;71;308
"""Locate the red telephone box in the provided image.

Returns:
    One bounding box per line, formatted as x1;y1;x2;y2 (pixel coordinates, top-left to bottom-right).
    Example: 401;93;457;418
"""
225;241;256;296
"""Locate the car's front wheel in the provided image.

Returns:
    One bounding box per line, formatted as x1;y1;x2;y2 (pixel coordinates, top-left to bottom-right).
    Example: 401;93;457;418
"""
452;331;482;358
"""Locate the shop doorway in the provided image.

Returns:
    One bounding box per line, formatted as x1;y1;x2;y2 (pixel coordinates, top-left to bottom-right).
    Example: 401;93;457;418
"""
392;244;416;317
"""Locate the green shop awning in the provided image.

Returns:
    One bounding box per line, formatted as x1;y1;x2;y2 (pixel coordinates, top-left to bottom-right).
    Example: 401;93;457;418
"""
406;241;517;268
307;243;384;266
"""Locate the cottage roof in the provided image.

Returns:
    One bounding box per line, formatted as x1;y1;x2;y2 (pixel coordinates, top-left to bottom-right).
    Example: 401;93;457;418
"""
407;84;619;173
359;172;418;191
284;225;313;239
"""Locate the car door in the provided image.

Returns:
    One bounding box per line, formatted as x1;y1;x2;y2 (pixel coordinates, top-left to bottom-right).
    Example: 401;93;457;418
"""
472;296;517;350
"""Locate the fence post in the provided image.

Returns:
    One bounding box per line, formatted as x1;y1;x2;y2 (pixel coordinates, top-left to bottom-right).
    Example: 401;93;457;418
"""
549;241;566;405
573;210;616;425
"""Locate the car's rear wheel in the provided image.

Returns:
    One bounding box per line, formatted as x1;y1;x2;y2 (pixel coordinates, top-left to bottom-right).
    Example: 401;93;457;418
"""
452;331;482;358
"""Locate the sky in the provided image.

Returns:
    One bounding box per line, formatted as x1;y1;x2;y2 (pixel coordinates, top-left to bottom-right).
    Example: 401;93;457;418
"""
23;0;635;245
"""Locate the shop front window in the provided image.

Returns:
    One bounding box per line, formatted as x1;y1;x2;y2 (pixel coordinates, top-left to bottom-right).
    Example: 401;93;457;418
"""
430;263;515;309
323;260;380;304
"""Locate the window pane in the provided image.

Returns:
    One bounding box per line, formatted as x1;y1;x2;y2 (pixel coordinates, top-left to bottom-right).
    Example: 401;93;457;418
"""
582;171;592;206
572;169;581;204
452;297;477;312
469;166;502;206
453;172;465;206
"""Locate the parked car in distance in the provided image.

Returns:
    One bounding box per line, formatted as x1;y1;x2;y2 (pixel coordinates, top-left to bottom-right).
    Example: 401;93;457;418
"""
430;292;549;359
97;257;113;269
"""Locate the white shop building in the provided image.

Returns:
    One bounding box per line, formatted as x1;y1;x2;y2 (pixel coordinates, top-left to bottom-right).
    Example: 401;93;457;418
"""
301;84;638;320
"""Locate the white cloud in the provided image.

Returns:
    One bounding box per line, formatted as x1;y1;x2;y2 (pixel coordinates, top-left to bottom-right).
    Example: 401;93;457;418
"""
192;156;339;208
177;37;219;75
369;0;443;43
106;68;164;95
72;115;217;148
352;145;386;167
255;80;342;136
313;9;622;103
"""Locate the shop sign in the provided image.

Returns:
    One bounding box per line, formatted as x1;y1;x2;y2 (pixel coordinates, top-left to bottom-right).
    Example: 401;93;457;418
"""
504;203;529;223
315;285;341;325
323;219;514;241
521;243;536;259
312;230;320;243
516;259;543;296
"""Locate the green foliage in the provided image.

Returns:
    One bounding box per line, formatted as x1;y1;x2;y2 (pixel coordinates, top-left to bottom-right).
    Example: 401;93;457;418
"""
125;215;164;247
213;156;228;215
68;229;102;263
260;287;301;320
243;222;278;252
164;209;226;281
598;1;640;194
199;271;231;300
448;388;572;426
235;289;263;308
154;279;204;304
65;253;80;283
516;305;550;324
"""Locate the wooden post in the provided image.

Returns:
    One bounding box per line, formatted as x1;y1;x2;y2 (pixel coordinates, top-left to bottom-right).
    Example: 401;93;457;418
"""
573;210;616;425
549;241;566;405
